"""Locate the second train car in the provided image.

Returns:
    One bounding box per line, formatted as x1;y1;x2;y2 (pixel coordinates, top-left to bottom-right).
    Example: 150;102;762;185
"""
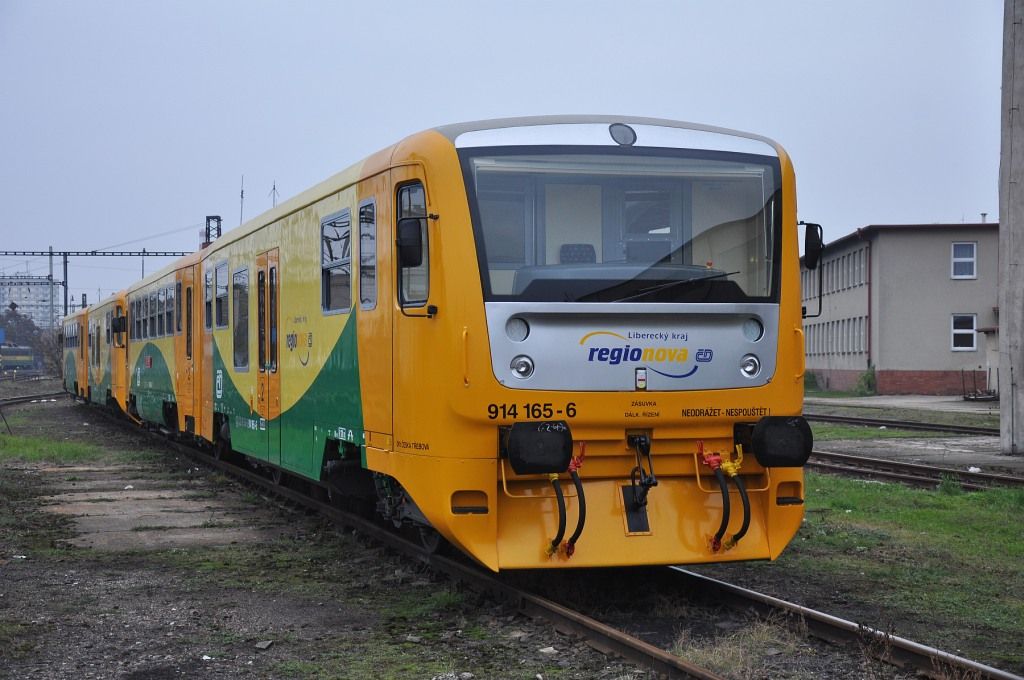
65;116;823;570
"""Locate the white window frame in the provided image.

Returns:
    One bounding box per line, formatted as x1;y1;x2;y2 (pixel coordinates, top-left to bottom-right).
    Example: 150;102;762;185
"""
951;313;977;351
951;242;977;280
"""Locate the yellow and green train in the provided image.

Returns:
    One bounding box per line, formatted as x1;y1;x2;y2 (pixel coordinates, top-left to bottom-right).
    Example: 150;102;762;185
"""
63;116;822;570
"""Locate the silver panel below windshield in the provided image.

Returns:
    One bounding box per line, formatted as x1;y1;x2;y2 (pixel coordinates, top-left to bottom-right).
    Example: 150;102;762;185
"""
485;302;779;392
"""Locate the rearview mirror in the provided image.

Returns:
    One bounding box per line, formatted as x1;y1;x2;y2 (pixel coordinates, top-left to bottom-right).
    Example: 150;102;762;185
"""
802;222;824;270
397;217;424;268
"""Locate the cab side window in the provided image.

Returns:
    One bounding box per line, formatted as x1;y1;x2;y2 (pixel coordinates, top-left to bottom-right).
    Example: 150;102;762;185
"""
397;183;428;306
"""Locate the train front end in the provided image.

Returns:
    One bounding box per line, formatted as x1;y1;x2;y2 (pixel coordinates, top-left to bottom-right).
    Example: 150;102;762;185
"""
386;118;812;570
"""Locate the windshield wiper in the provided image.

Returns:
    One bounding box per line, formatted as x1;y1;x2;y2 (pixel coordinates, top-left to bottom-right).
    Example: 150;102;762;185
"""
610;270;740;303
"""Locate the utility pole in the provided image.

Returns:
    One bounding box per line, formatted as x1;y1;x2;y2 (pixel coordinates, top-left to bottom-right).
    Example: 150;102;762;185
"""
48;245;54;330
1000;0;1024;454
240;174;245;226
269;180;279;208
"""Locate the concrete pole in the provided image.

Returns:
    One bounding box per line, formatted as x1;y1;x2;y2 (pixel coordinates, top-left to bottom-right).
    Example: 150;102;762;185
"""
1000;0;1024;454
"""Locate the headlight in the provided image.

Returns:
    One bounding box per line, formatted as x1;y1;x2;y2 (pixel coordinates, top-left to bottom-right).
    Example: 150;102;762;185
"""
510;355;535;379
505;317;530;342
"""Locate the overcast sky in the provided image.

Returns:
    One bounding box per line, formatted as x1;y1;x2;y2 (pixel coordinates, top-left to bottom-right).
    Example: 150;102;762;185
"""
0;1;1004;306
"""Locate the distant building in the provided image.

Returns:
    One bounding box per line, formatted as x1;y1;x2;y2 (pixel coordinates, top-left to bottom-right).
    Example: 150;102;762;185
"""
0;275;61;330
801;223;999;395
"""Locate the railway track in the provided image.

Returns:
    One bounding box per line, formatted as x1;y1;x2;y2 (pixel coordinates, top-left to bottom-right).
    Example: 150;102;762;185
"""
808;450;1024;490
670;569;1022;680
805;413;999;437
97;411;1017;680
0;391;68;408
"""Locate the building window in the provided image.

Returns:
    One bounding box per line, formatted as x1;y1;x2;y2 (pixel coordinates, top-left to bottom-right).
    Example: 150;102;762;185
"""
233;268;249;369
359;200;377;310
215;262;229;328
951;242;976;279
951;314;977;351
321;209;352;313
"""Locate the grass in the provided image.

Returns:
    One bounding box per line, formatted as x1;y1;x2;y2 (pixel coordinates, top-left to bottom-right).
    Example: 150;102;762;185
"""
0;434;108;463
788;472;1024;666
810;423;948;441
672;618;803;680
0;432;160;465
804;402;999;431
0;621;36;660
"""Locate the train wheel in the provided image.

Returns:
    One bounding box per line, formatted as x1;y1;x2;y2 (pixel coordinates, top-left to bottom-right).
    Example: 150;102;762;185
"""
418;525;444;554
213;438;232;463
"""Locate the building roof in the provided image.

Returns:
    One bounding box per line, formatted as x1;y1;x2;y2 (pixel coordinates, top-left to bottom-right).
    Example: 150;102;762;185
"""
823;222;998;253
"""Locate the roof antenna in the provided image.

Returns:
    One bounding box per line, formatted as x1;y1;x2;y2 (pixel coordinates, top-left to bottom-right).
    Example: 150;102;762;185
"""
269;180;279;208
239;174;245;226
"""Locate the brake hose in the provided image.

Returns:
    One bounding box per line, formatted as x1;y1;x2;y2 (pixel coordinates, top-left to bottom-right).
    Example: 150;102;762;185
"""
547;474;567;556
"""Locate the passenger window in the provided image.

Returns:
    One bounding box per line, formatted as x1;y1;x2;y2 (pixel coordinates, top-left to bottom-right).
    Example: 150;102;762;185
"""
359;200;377;310
205;269;213;330
269;266;278;371
175;282;182;333
185;288;193;359
157;288;166;337
215;262;229;328
166;285;175;336
397;183;428;306
232;269;249;369
150;292;158;337
321;210;352;313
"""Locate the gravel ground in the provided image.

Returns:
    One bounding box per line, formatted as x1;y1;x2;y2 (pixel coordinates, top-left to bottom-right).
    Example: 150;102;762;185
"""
0;391;648;679
0;383;984;679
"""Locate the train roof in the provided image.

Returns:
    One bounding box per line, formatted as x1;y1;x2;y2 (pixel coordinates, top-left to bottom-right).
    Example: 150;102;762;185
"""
113;115;785;299
433;115;782;151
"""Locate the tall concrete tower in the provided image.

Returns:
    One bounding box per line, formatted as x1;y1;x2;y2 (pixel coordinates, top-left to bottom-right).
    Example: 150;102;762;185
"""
1000;0;1024;454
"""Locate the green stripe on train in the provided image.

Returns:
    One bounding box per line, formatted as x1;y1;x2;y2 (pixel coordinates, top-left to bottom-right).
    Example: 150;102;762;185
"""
212;315;363;482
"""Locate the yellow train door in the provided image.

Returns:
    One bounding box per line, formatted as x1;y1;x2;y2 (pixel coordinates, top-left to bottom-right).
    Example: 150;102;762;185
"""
175;267;197;432
112;303;126;408
390;167;434;451
256;248;281;465
357;174;394;448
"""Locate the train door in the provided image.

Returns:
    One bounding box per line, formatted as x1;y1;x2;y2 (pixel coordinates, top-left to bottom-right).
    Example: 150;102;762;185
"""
256;249;281;466
357;174;393;448
112;302;126;410
175;267;197;432
390;167;435;451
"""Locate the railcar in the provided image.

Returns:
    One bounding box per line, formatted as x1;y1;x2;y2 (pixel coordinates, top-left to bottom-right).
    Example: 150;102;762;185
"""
85;292;129;410
0;343;36;371
61;307;89;397
65;116;822;571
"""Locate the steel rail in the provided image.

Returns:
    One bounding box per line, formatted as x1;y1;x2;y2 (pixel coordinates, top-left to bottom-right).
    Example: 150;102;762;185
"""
670;568;1022;680
0;391;68;407
805;413;999;437
809;450;1024;490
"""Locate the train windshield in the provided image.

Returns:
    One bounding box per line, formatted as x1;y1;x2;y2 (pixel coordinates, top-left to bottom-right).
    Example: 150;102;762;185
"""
461;148;781;303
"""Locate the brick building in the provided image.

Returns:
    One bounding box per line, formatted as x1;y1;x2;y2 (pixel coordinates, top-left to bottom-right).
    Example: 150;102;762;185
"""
801;223;999;395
